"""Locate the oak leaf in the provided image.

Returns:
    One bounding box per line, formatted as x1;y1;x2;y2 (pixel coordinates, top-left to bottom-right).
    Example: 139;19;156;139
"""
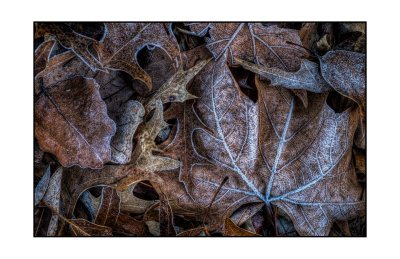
35;23;104;71
95;23;181;92
35;76;116;169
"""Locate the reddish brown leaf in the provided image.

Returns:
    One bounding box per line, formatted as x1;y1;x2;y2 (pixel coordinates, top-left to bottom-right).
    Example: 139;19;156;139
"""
34;40;55;76
95;23;181;93
95;187;120;227
35;76;116;168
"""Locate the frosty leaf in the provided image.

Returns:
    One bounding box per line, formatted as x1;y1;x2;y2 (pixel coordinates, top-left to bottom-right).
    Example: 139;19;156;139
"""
34;165;51;206
43;167;63;236
110;101;145;164
35;23;104;71
256;78;364;236
131;100;180;172
35;76;116;168
95;23;181;92
186;23;308;70
234;57;332;93
141;58;211;113
319;50;366;111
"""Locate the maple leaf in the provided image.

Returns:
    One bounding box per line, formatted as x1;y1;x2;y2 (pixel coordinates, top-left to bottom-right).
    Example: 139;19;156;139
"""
35;76;116;169
35;23;105;71
95;23;181;92
185;23;308;70
161;53;364;235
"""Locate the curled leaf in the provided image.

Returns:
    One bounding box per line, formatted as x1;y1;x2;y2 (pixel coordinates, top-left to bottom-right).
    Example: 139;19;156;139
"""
34;166;51;206
224;218;261;236
110;101;145;164
234;57;332;93
141;58;211;113
131;100;180;172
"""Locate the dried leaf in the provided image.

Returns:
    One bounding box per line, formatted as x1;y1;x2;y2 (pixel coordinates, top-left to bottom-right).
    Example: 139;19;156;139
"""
256;77;364;235
95;23;181;92
114;213;149;236
35;23;104;71
119;183;156;214
159;191;176;236
230;203;264;227
110;101;145;164
176;227;205;237
141;58;210;113
319;50;366;111
94;187;121;227
34;40;55;76
160;53;364;235
186;23;308;70
299;23;318;50
35;76;116;169
69;219;113;236
234;57;332;93
131;100;180;172
43;167;63;236
34;166;51;206
223;218;261;236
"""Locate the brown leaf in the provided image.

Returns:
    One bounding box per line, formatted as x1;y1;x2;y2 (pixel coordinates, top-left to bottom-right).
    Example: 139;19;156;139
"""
94;187;121;227
176;227;205;237
35;23;104;71
160;53;364;235
34;40;55;76
159;191;176;236
186;23;308;71
256;77;364;235
299;23;318;50
35;76;116;169
95;23;181;92
114;213;150;236
230;203;264;227
223;218;260;236
319;50;366;111
69;219;113;236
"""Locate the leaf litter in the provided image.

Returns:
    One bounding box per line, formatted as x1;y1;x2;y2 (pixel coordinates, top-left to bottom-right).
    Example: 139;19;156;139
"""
34;22;366;237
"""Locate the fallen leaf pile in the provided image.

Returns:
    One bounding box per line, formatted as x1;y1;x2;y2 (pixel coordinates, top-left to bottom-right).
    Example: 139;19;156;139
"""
34;22;366;237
